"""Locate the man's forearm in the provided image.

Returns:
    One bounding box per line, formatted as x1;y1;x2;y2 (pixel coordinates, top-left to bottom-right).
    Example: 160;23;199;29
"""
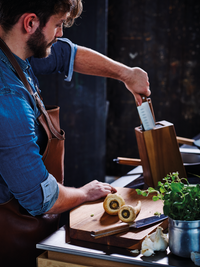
73;45;150;105
74;46;129;81
46;180;116;214
46;183;86;214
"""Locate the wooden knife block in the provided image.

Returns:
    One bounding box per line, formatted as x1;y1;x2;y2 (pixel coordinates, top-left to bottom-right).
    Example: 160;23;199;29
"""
135;120;187;187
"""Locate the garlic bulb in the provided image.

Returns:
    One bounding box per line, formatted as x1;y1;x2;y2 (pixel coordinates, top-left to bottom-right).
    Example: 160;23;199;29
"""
142;248;155;257
152;226;168;251
141;226;168;256
149;231;156;242
141;235;155;256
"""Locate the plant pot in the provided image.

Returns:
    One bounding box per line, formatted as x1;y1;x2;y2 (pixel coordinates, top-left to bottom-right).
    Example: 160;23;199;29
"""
168;217;200;258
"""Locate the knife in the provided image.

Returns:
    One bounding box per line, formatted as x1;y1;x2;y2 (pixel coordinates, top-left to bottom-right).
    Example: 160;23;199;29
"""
177;136;200;149
137;96;155;131
113;157;142;166
179;147;200;154
91;214;168;239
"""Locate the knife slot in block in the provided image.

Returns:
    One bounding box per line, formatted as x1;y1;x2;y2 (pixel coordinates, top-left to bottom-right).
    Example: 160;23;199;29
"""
135;120;187;187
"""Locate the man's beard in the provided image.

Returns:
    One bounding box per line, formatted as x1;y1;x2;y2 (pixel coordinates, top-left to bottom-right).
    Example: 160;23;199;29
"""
27;27;57;58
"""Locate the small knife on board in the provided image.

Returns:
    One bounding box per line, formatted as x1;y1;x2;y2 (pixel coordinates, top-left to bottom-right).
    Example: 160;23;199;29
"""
91;214;168;239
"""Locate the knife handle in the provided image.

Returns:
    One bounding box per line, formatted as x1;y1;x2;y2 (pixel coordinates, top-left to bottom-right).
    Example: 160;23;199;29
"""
147;98;156;122
139;95;156;123
176;136;194;146
141;95;147;103
115;157;141;166
91;223;130;239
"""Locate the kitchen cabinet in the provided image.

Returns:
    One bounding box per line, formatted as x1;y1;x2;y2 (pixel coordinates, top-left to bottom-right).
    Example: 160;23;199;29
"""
37;250;142;267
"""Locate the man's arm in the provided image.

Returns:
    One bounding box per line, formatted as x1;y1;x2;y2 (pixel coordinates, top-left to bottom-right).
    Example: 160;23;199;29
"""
46;180;117;214
74;46;150;106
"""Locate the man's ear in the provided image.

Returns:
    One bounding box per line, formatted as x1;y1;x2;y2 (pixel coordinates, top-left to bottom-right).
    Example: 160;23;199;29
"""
23;13;40;34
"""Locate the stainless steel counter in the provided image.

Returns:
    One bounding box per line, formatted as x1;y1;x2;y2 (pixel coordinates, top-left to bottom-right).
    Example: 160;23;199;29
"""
37;226;195;267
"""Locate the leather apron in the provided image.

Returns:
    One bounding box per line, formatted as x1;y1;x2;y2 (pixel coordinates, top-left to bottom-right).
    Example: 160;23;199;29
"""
0;39;65;267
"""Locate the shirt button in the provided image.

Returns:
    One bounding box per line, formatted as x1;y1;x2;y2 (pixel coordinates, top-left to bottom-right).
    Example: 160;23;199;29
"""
28;77;32;82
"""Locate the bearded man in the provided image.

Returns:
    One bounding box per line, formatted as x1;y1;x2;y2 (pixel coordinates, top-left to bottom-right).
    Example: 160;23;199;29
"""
0;1;150;266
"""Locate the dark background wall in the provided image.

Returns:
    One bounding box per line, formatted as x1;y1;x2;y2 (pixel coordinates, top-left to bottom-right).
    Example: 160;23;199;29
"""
37;0;108;187
37;0;200;185
106;0;200;176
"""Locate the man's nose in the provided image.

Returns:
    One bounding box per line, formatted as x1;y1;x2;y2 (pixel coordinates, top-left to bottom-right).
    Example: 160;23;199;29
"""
56;27;63;38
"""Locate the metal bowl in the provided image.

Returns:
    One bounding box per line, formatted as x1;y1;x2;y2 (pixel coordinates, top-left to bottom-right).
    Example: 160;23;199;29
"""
181;153;200;166
168;217;200;258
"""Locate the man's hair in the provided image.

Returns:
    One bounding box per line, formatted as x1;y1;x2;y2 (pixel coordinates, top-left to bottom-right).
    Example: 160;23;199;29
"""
0;0;82;32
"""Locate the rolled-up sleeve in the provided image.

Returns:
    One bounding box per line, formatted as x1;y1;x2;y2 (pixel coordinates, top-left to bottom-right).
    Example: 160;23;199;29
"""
29;174;59;216
29;38;77;82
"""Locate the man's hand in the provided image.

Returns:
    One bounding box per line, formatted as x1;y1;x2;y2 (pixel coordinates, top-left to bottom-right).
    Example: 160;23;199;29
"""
80;180;117;202
46;180;117;214
123;67;151;106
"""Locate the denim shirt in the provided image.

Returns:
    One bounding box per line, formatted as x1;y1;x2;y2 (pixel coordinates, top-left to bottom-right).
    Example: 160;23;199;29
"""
0;38;77;216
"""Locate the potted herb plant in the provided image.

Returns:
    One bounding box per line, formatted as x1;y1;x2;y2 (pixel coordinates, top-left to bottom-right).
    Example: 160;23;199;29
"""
136;172;200;258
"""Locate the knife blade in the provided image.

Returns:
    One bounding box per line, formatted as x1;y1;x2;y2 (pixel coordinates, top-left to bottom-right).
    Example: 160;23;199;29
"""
91;214;168;239
179;147;200;154
137;98;155;131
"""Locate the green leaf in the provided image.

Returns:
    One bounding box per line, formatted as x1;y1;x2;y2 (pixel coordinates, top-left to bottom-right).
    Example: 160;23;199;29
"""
163;203;170;216
173;201;184;209
141;191;148;197
163;192;171;200
148;187;156;193
136;189;142;195
154;211;161;216
152;195;160;201
160;187;165;193
171;182;184;193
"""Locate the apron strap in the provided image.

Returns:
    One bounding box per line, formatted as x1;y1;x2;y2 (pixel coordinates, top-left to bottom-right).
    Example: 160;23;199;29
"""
0;38;64;140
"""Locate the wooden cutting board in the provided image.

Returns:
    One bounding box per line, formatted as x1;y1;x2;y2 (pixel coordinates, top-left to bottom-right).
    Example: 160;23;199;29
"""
69;187;168;249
